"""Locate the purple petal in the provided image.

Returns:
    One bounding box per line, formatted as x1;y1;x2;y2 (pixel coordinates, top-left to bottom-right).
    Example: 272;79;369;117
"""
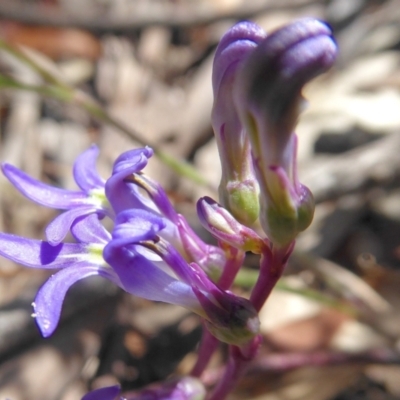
45;207;100;245
71;214;111;244
112;147;153;170
0;233;89;268
33;263;106;337
175;214;226;270
105;148;153;214
73;145;105;191
132;174;179;223
2;163;90;209
82;386;121;400
213;21;266;94
104;244;199;309
280;34;337;82
107;181;155;215
112;209;166;244
235;18;337;130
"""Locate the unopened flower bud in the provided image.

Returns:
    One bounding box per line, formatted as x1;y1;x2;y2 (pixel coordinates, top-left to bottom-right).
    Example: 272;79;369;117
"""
212;21;266;225
234;18;337;246
197;196;264;253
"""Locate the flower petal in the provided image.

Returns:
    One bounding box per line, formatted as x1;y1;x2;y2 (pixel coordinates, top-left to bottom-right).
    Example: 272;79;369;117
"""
112;147;153;171
105;147;154;214
33;263;109;337
2;163;89;209
73;145;105;191
71;214;111;244
45;206;99;245
213;21;266;95
112;209;166;244
0;233;89;268
104;244;199;310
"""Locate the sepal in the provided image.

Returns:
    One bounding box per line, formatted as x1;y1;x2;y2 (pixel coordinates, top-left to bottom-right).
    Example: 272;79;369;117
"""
194;287;260;345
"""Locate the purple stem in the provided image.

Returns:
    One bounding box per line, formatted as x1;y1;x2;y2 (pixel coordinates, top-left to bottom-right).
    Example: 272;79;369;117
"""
207;346;248;400
205;243;294;399
250;243;293;312
217;245;245;290
191;327;219;378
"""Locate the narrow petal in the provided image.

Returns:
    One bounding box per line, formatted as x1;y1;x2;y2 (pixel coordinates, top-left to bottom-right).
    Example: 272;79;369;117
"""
2;164;90;209
213;21;266;95
45;206;99;245
71;214;111;244
105;147;154;214
33;263;104;336
0;233;89;268
112;209;166;244
112;147;153;171
104;244;199;310
73;145;105;191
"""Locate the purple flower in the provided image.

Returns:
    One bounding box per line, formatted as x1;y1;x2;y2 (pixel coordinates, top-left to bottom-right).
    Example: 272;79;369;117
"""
125;172;225;275
0;146;258;344
2;145;224;271
104;208;259;345
231;18;337;246
211;21;265;226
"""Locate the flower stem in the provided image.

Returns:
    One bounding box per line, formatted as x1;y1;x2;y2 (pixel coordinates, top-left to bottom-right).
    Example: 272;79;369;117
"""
206;346;249;400
205;244;294;399
250;243;293;312
217;246;245;290
191;327;219;378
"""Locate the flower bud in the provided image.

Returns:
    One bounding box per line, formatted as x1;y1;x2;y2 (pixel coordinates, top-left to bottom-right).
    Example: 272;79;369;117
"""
234;18;337;246
212;21;266;225
197;196;264;253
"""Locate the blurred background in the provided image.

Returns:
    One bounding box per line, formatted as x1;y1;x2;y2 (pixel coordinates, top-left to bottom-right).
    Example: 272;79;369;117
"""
1;0;400;399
